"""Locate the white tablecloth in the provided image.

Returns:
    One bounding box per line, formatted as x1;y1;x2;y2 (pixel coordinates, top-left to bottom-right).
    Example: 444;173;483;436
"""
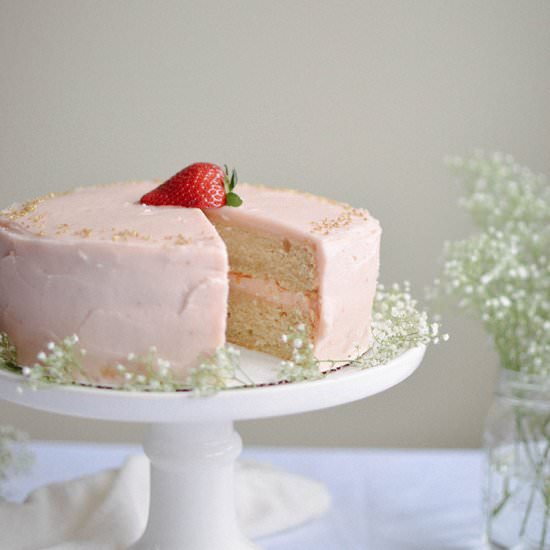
4;443;487;550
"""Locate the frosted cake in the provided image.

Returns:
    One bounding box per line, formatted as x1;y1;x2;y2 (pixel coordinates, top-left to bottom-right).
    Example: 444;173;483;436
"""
0;173;381;383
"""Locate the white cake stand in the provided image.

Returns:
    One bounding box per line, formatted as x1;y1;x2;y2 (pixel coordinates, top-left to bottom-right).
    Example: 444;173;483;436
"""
0;345;425;550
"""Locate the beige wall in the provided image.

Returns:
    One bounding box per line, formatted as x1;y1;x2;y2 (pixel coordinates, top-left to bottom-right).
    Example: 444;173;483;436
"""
0;0;549;448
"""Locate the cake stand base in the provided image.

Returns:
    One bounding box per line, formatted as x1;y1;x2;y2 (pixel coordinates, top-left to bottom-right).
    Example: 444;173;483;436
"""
131;422;257;550
0;345;425;550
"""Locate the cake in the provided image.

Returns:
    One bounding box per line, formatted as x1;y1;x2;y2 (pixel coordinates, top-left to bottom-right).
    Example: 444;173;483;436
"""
0;168;381;384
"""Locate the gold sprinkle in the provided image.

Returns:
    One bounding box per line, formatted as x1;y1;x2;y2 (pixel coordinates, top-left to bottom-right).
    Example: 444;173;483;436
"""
30;214;46;224
55;223;70;235
174;234;191;245
3;199;42;220
1;191;71;221
74;228;92;238
310;205;369;235
111;228;151;242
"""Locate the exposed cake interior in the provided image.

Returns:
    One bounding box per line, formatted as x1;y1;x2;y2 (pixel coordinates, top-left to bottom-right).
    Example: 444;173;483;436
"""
206;217;318;359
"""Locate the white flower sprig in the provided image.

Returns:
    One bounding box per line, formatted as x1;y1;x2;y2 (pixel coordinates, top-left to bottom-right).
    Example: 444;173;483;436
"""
24;334;86;388
278;282;445;382
0;425;33;500
0;331;247;393
363;281;447;368
115;347;180;392
278;323;323;382
23;336;185;392
188;345;252;396
446;151;549;230
436;152;550;375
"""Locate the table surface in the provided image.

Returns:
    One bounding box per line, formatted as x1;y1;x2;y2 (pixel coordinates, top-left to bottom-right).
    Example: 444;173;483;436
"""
5;442;488;550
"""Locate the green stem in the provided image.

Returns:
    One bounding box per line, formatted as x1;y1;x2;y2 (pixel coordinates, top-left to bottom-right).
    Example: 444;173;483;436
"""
516;412;550;546
492;477;513;518
537;435;550;549
541;503;549;550
518;411;538;537
520;442;550;540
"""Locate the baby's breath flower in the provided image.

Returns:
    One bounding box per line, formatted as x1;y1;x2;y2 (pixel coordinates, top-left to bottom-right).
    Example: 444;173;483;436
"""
435;152;550;376
355;282;440;370
278;359;319;382
279;281;441;380
0;334;183;392
118;347;179;392
188;345;250;395
277;325;323;383
26;335;87;388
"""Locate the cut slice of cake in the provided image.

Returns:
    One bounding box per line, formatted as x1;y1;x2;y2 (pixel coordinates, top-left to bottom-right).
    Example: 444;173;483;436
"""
205;184;381;364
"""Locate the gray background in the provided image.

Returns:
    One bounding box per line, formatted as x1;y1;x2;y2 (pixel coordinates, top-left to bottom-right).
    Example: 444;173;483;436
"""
1;0;549;448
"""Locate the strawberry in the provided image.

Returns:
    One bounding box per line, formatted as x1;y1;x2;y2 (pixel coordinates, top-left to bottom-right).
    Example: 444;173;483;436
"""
140;163;242;209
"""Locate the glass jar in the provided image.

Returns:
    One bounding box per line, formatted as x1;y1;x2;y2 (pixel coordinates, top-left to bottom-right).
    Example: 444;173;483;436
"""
484;368;550;550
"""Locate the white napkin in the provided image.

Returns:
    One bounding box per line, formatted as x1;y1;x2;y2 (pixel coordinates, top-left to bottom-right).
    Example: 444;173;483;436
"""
0;455;330;549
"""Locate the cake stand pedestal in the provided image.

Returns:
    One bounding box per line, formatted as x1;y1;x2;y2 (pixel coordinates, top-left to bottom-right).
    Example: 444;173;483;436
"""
0;346;425;550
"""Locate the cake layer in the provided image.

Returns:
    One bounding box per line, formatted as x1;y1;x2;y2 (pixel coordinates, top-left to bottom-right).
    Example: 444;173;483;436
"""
227;285;315;360
210;221;317;293
0;182;229;382
228;273;315;313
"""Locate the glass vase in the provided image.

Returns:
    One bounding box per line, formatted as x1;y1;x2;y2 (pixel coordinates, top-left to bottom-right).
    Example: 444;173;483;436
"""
484;368;550;550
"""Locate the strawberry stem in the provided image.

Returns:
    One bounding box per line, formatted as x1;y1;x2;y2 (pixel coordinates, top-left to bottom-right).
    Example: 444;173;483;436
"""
223;165;242;207
226;192;242;207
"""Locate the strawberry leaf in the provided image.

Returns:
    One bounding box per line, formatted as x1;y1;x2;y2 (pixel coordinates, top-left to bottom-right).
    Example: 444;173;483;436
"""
226;192;242;207
230;169;237;192
223;177;230;194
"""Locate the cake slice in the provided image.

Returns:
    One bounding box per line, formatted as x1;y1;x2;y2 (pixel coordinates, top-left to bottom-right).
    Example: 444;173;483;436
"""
205;184;381;363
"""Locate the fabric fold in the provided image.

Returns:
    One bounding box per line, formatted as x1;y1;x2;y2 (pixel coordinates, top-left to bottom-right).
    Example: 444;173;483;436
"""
0;455;330;550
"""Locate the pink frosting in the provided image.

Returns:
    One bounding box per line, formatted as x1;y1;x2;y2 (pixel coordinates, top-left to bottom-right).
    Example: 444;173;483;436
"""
0;182;228;382
0;180;381;380
229;273;313;312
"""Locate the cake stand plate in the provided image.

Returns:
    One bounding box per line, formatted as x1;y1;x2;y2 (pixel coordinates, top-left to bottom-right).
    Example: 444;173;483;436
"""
0;345;425;550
